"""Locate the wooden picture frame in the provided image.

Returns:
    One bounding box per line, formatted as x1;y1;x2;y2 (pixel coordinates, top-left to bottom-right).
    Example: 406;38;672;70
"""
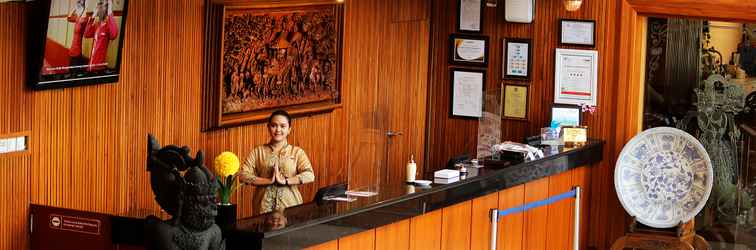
450;68;486;119
559;19;596;47
550;104;582;128
449;34;489;67
456;0;485;33
202;2;344;130
503;38;532;80
502;84;528;120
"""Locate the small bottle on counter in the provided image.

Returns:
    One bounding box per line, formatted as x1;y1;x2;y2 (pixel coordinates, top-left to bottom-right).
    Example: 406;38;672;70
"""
406;154;417;183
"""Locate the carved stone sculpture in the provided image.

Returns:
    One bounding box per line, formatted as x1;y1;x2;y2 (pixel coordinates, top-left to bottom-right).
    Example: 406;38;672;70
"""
144;134;225;250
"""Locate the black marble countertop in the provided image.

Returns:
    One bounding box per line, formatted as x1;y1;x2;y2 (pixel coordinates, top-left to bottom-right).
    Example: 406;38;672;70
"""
225;140;604;249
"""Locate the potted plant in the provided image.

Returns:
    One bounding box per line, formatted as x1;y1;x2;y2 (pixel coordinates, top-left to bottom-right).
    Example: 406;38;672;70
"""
213;151;240;230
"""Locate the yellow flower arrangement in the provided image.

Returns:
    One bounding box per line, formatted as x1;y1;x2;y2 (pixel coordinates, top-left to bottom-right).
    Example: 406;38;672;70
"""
213;151;240;205
214;151;240;177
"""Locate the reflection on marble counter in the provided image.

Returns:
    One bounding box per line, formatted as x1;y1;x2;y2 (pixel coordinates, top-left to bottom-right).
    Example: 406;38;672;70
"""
226;140;604;250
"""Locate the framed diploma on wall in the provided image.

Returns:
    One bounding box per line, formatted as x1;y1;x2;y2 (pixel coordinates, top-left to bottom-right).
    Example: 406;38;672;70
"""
503;38;532;80
503;84;528;120
559;19;596;47
449;34;489;66
450;69;485;118
457;0;484;33
554;48;598;106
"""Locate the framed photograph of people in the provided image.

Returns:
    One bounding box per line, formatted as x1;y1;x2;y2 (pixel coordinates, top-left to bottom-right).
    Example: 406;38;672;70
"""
457;0;484;33
502;84;528;120
450;69;486;118
449;34;488;66
554;48;598;106
559;19;596;47
27;0;130;90
550;104;581;128
503;38;532;80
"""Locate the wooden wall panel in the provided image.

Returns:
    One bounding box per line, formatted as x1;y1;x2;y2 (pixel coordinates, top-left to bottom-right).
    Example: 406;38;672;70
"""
375;220;410;250
522;178;549;250
470;192;499;250
306;240;338;250
573;165;592;250
440;201;472;250
545;170;576;250
0;0;429;247
409;208;442;250
0;4;31;136
338;229;375;250
0;5;32;249
497;184;525;250
0;156;31;250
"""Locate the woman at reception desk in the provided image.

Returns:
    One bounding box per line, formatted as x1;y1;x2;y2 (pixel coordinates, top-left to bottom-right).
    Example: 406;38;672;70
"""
238;110;315;214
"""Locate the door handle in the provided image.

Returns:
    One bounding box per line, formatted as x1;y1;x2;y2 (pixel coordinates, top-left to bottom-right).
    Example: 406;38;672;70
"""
386;131;403;137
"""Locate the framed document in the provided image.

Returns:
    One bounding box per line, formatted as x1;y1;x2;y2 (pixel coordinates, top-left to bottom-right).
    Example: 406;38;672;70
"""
457;0;484;33
559;19;596;46
503;85;528;120
550;104;581;128
503;38;532;79
449;34;489;66
554;49;598;106
450;69;485;118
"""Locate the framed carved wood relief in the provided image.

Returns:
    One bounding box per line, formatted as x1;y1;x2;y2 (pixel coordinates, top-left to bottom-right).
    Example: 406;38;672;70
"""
203;1;344;130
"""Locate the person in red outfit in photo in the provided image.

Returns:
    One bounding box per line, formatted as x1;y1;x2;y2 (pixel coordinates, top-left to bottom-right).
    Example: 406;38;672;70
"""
66;0;89;74
84;0;118;72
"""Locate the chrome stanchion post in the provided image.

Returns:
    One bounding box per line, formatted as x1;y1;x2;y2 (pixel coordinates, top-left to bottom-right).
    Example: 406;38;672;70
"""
573;186;581;250
490;209;499;250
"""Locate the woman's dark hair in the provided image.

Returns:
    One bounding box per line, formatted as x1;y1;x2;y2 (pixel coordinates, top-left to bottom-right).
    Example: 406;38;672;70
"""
268;110;292;126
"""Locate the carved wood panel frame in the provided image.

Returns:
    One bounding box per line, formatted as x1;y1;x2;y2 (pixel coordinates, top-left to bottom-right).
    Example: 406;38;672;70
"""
202;1;344;130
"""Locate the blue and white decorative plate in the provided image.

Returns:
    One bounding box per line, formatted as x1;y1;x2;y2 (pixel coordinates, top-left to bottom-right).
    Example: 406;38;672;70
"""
614;127;713;228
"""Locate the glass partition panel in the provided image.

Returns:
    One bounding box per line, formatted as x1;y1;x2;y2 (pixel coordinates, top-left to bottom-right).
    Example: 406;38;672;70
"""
477;88;502;160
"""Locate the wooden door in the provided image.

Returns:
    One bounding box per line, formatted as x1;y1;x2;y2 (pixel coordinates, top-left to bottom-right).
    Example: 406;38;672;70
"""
347;0;430;188
379;0;430;185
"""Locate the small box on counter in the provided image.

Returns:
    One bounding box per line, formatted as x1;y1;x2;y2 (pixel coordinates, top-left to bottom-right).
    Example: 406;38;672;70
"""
434;177;460;184
434;169;460;179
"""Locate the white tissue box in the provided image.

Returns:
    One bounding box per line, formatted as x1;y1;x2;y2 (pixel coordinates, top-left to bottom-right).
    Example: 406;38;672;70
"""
434;169;460;179
434;176;460;184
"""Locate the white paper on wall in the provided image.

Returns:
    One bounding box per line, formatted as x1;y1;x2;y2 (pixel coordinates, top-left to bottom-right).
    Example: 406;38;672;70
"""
505;0;534;23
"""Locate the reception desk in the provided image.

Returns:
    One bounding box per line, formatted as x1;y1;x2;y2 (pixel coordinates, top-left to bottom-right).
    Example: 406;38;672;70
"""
226;140;603;250
30;140;602;250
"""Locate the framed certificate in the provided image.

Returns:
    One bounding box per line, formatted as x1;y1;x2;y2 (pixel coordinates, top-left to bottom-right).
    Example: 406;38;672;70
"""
550;104;581;128
503;84;528;120
503;38;531;80
450;69;485;118
559;19;596;46
554;48;598;106
457;0;484;33
449;34;489;66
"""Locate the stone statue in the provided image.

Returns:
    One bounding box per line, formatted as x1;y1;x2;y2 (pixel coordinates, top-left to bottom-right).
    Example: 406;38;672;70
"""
145;134;225;250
